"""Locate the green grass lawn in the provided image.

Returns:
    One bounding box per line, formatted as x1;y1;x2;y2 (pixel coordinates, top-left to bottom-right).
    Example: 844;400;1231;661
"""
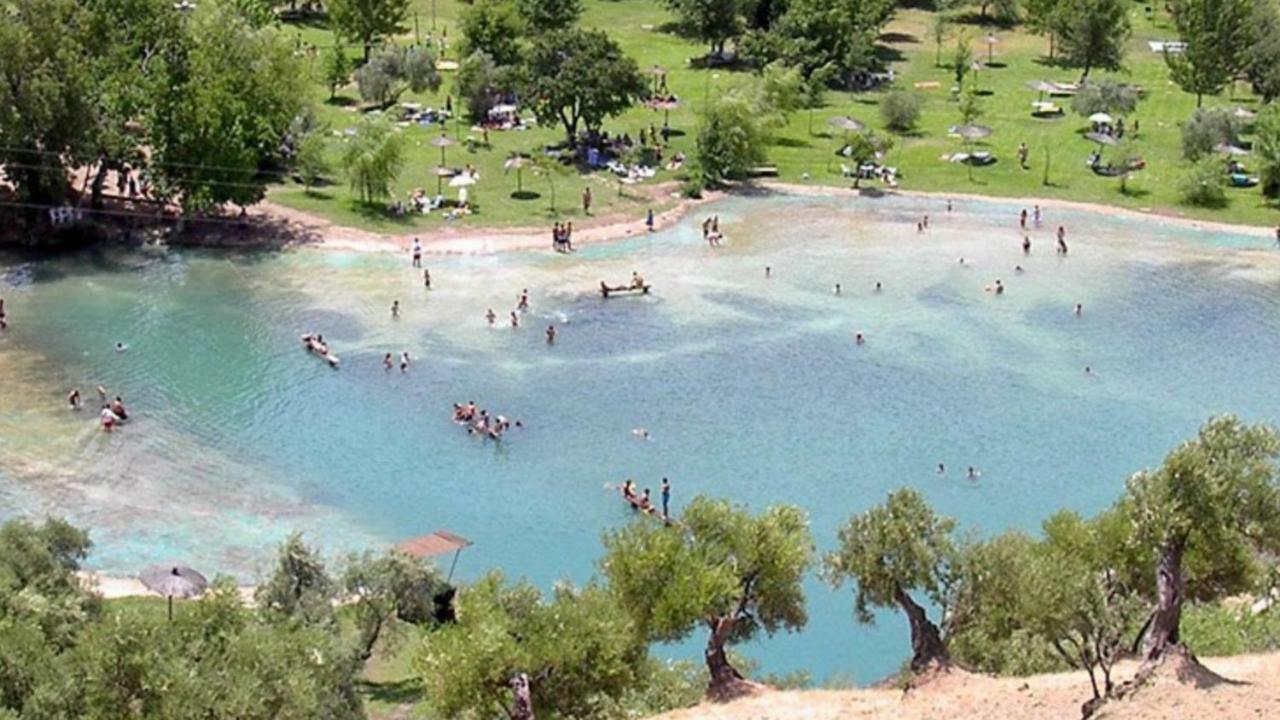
268;0;1280;231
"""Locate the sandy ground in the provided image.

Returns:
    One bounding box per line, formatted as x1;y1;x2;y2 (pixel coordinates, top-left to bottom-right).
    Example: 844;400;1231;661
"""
648;653;1280;720
78;571;256;604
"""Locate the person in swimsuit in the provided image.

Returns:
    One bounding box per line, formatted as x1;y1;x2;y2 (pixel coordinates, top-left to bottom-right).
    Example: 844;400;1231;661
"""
510;311;519;328
391;300;400;318
1074;303;1083;316
545;325;556;344
100;407;119;431
518;290;529;311
68;389;82;410
486;308;496;326
400;352;410;372
0;298;6;329
384;353;393;370
424;269;432;288
1057;226;1068;254
855;332;865;345
110;397;128;421
1022;236;1031;254
412;238;422;267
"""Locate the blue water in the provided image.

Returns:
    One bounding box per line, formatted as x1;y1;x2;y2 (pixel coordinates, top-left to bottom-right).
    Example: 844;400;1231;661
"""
2;192;1279;684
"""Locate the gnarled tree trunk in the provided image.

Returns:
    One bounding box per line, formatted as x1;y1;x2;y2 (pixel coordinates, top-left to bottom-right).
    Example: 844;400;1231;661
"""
1143;536;1185;660
893;585;948;672
705;616;743;692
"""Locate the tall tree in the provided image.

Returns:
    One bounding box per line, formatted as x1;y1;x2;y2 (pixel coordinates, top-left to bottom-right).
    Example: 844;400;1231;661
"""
324;0;411;62
1023;0;1064;57
1069;79;1141;118
695;88;773;185
517;29;646;147
665;0;749;57
340;116;406;204
760;0;892;83
601;496;813;698
1165;0;1256;106
824;489;959;672
459;0;525;68
255;532;337;624
454;51;504;122
1244;0;1280;101
354;44;441;108
416;573;641;720
146;0;307;211
342;550;447;663
1255;102;1280;196
515;0;582;31
1124;416;1280;662
1053;0;1130;78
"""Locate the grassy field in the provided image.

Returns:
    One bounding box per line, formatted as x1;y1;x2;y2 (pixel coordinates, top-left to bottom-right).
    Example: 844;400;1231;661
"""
268;0;1280;232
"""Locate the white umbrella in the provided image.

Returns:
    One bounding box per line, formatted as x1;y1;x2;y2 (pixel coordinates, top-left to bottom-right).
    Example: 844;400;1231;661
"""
449;173;477;188
1213;143;1250;156
1088;112;1113;124
490;103;518;115
1233;107;1258;121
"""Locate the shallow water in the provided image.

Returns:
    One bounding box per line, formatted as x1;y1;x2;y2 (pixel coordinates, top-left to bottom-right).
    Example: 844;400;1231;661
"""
2;192;1279;683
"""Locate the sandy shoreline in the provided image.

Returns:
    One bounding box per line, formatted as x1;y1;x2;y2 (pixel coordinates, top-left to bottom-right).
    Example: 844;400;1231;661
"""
232;180;1277;257
78;571;256;602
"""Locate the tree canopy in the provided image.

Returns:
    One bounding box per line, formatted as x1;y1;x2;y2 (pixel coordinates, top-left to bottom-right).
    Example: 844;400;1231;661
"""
1053;0;1131;77
517;29;646;147
324;0;411;61
516;0;582;31
340;116;406;204
1165;0;1256;106
824;488;959;671
601;496;813;697
459;0;526;67
355;44;442;108
665;0;749;56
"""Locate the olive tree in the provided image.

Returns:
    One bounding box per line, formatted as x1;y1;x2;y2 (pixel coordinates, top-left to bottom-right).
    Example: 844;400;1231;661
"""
342;550;447;663
355;44;441;109
601;496;813;698
255;532;336;625
1124;416;1280;663
824;488;959;672
416;573;640;720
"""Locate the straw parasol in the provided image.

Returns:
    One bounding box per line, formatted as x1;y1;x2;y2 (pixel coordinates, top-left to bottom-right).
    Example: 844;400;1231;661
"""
828;115;866;150
1233;107;1258;121
449;172;477;188
432;165;455;194
429;133;455;166
503;154;530;193
953;124;993;141
1088;112;1114;125
645;97;680;127
983;34;1000;63
140;564;208;620
1086;131;1119;146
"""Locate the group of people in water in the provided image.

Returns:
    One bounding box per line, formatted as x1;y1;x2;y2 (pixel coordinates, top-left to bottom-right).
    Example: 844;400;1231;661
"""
64;384;130;431
619;477;672;521
452;401;522;440
552;223;576;253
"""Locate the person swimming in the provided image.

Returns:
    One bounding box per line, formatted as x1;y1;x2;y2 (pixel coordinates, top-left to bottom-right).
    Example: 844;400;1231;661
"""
486;308;496;326
545;325;556;344
391;300;400;318
383;353;393;370
632;428;650;440
967;466;980;480
67;389;82;410
510;311;519;328
937;463;945;475
874;282;882;293
115;342;127;353
834;283;841;295
1015;265;1024;274
1074;303;1083;316
855;332;865;345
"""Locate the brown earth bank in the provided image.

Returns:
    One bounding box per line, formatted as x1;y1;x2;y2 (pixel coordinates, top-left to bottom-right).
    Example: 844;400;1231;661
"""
648;652;1280;720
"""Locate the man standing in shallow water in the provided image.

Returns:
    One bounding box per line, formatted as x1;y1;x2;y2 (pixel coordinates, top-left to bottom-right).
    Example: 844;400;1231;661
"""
661;477;671;518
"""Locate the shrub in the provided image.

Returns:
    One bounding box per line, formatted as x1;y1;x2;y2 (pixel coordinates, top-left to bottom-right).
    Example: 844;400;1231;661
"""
1181;108;1239;162
1181;602;1280;656
880;91;923;132
1070;79;1140;118
1255;103;1280;197
1178;159;1228;208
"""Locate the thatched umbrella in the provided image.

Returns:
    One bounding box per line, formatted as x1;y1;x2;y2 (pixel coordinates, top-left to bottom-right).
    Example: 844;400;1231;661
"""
140;564;208;621
1027;79;1056;101
645;97;680;128
429;134;455;167
432;165;455;194
503;154;531;193
1085;131;1119;146
983;34;1000;63
828;115;866;151
952;124;993;181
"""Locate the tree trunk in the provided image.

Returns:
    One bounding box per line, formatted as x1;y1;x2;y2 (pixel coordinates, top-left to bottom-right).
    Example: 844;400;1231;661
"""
893;586;948;672
704;617;743;694
1143;537;1185;659
90;161;110;209
508;673;534;720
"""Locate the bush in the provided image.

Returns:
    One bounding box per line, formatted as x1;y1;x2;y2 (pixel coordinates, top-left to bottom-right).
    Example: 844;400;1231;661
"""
1178;159;1228;208
1255;103;1280;197
880;91;922;132
1181;602;1280;655
1070;79;1140;118
1181;108;1239;162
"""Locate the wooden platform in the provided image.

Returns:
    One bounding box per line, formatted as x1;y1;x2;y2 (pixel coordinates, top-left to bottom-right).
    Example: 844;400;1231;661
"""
601;283;652;298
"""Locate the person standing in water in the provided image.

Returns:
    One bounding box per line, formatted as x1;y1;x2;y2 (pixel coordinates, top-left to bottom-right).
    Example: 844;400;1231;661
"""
412;238;422;268
424;269;432;289
545;325;556;344
399;352;410;372
1057;226;1069;254
765;266;771;278
1019;209;1028;230
383;353;393;370
68;389;82;410
510;311;519;328
1033;205;1042;226
834;283;842;295
1022;236;1031;254
486;308;496;326
1074;303;1083;316
661;477;671;518
0;298;7;330
391;300;400;318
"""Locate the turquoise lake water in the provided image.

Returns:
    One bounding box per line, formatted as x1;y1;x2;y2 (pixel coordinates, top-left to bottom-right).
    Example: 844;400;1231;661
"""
2;191;1279;683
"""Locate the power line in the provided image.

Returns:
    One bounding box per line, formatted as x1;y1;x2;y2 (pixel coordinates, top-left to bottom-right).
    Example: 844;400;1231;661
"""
0;199;280;227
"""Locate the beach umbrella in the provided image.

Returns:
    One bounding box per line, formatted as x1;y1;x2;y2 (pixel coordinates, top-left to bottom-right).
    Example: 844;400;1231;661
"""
1088;112;1113;124
503;154;530;192
828;115;866;149
140;564;208;620
429;134;455;167
1213;143;1250;156
1233;107;1257;121
953;124;993;141
432;165;455;194
449;173;477;188
983;34;1000;63
1027;79;1056;101
645;97;680;127
1085;131;1119;146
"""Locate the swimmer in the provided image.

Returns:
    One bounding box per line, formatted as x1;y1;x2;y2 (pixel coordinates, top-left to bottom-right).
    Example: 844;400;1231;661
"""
765;266;771;278
97;385;109;409
399;351;410;372
937;463;945;475
958;257;967;266
99;406;119;431
411;238;422;268
486;308;496;326
115;342;127;353
1015;265;1024;274
874;282;882;293
510;311;519;328
109;397;128;421
545;325;556;344
632;428;650;440
1022;236;1031;254
1074;303;1083;316
834;283;841;295
518;289;529;311
985;279;1004;295
391;300;400;318
67;389;82;410
967;467;980;480
1084;365;1094;375
855;332;865;345
424;268;432;288
383;353;393;370
0;297;6;329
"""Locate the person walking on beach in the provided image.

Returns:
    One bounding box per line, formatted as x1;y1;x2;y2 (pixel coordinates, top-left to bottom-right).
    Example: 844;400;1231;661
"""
1017;142;1029;169
661;477;671;518
412;238;422;268
582;186;592;216
645;208;654;232
424;269;432;289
